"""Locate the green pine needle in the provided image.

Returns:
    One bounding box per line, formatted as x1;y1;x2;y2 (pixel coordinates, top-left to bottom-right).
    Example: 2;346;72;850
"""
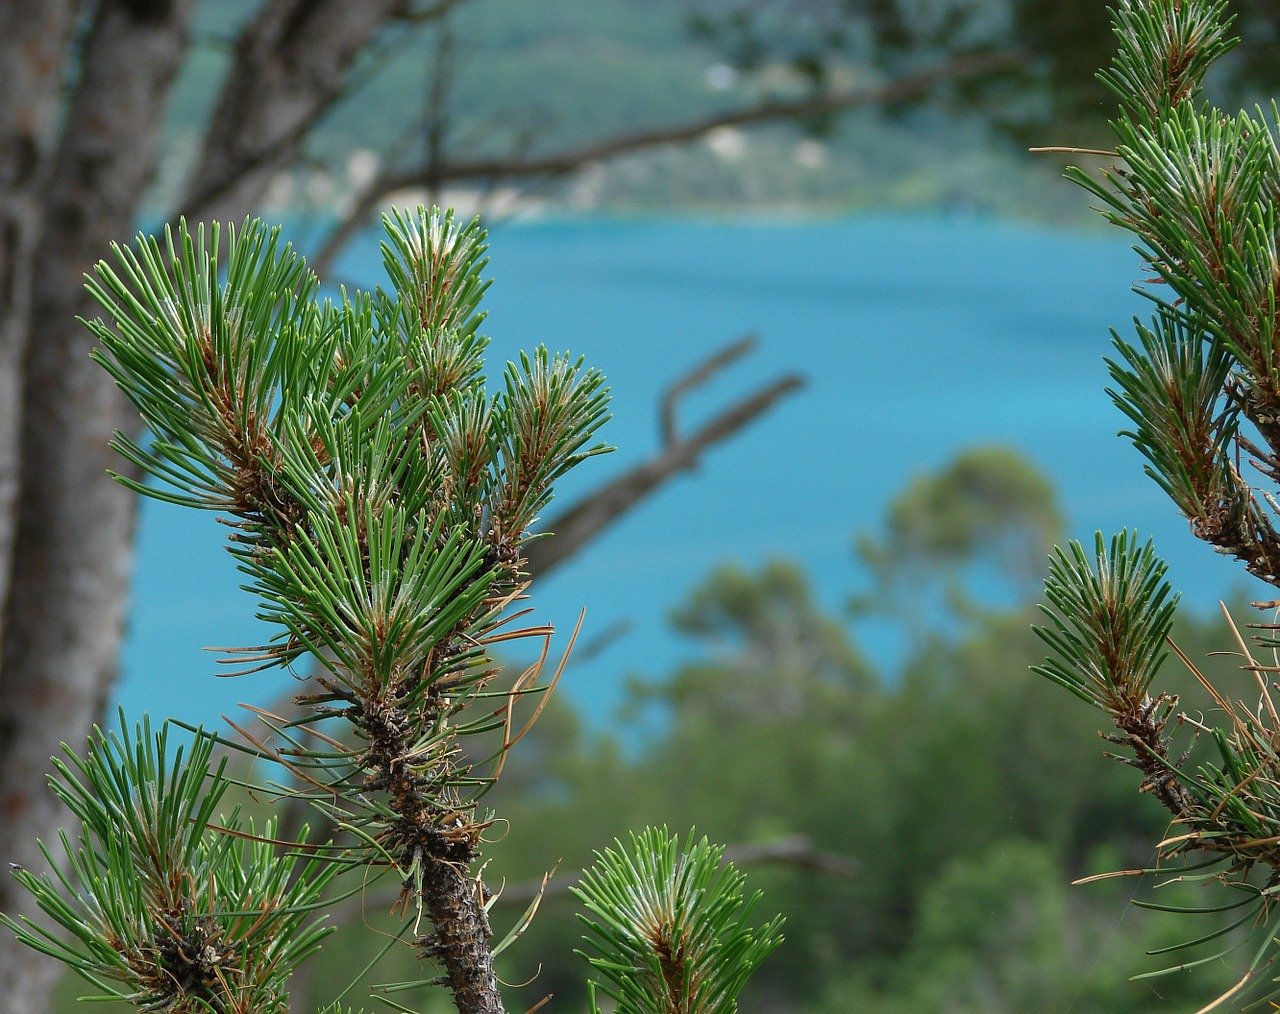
2;712;336;1011
573;827;784;1014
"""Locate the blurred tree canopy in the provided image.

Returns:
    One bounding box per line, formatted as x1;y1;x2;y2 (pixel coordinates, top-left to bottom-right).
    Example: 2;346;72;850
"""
483;447;1246;1011
170;446;1255;1013
853;445;1064;618
686;0;1280;144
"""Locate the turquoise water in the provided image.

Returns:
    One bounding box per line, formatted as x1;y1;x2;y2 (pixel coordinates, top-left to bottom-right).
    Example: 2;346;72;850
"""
115;214;1264;726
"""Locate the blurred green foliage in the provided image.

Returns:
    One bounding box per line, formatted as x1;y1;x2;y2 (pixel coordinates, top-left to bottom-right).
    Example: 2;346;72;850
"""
48;445;1250;1011
58;445;1257;1010
472;446;1247;1011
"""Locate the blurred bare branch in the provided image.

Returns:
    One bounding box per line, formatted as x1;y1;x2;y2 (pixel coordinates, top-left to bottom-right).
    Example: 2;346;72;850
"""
181;0;420;223
526;343;804;577
327;833;855;929
309;48;1023;272
661;334;758;448
572;618;633;665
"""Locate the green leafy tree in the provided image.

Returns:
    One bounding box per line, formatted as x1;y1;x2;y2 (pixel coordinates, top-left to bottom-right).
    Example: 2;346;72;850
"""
1032;0;1280;1008
478;446;1245;1011
852;445;1064;626
1;207;782;1012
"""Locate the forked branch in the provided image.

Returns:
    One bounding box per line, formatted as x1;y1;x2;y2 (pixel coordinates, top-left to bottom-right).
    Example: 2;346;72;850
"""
527;340;804;575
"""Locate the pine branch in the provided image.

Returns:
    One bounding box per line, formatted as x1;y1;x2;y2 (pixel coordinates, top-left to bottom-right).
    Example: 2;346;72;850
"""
56;206;612;1012
2;714;335;1011
1037;5;1280;1004
1034;532;1191;817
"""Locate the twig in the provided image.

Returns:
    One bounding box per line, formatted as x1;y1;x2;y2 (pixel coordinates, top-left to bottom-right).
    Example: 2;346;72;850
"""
661;335;757;448
525;372;804;576
327;834;855;928
310;50;1024;272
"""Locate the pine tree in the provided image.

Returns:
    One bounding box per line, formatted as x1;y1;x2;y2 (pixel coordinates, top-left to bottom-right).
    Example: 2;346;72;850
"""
1;208;781;1012
1033;1;1280;1007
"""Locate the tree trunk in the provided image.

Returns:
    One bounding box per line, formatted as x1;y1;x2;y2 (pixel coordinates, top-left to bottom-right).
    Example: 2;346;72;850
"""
0;0;79;654
181;0;409;223
0;2;194;1009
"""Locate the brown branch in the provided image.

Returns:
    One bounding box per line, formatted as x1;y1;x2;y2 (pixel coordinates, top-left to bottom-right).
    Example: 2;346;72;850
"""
395;0;477;22
420;8;459;209
498;835;858;907
311;178;396;277
1189;455;1280;590
183;0;480;226
146;0;484;255
308;3;464;277
524;371;805;577
661;334;757;448
572;618;633;665
419;50;1021;182
179;0;419;224
309;49;1023;272
724;835;859;877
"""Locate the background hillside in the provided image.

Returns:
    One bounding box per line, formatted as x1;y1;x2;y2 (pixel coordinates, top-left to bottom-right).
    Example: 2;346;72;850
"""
153;0;1088;221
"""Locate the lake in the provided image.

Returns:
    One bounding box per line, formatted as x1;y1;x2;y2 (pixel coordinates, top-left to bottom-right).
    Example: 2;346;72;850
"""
114;214;1265;727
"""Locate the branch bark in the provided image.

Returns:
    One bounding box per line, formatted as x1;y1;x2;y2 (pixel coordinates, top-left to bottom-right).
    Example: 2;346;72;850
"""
0;0;80;658
661;334;757;448
179;0;415;223
497;834;859;908
525;353;805;577
310;49;1023;273
0;4;196;1010
433;51;1022;180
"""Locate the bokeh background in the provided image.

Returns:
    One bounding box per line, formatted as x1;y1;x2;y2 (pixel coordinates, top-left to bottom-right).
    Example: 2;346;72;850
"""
3;1;1278;1010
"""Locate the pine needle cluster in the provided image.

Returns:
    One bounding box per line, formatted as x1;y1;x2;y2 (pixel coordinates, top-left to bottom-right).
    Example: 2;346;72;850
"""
574;828;784;1014
1034;1;1280;1007
3;207;782;1012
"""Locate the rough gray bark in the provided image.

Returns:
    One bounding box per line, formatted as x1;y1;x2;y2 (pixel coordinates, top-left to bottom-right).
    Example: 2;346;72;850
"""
0;2;195;1010
424;863;505;1013
181;0;411;223
0;0;80;652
